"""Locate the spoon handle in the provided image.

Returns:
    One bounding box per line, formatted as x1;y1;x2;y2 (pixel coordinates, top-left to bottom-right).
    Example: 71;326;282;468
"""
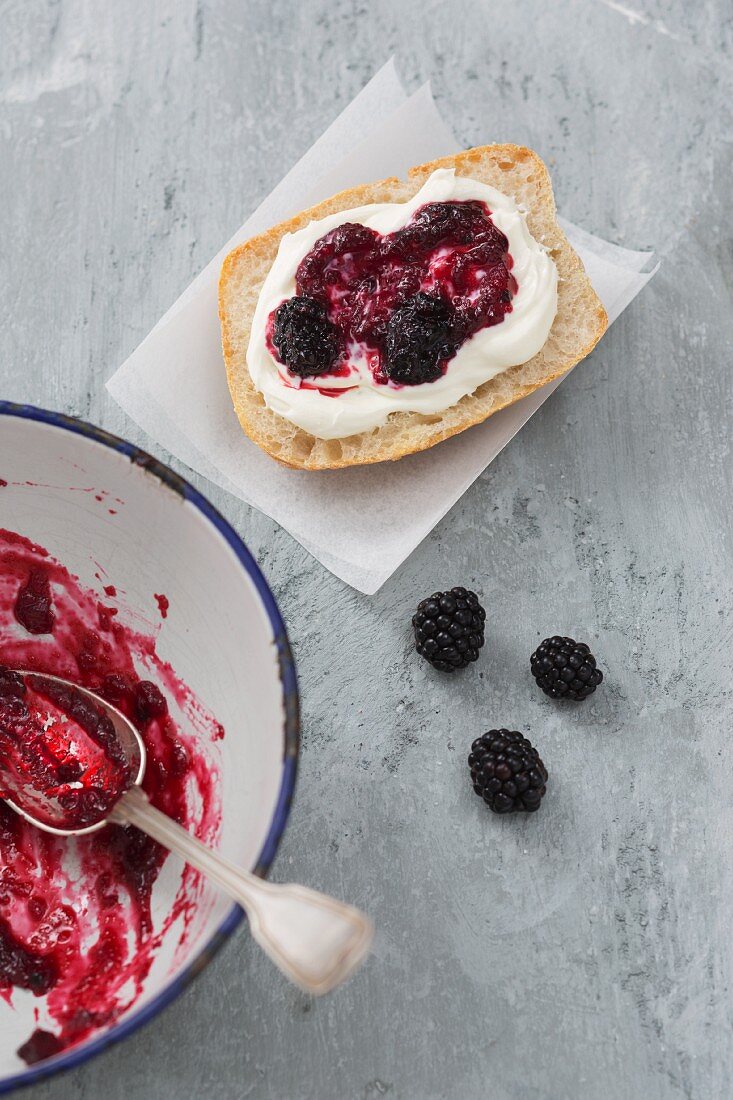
111;786;373;995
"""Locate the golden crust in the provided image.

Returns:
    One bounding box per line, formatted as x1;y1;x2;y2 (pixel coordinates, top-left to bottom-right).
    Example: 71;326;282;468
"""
219;144;608;470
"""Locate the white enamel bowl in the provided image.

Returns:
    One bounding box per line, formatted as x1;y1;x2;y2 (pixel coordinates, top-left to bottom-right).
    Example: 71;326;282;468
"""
0;404;299;1092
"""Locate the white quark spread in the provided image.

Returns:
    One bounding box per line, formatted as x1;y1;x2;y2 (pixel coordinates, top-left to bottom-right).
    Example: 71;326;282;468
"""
247;168;558;439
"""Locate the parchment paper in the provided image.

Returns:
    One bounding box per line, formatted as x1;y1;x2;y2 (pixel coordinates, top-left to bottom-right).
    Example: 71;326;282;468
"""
107;60;657;593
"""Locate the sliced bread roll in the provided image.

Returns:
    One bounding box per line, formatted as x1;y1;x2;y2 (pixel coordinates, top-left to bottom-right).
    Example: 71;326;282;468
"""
219;144;608;470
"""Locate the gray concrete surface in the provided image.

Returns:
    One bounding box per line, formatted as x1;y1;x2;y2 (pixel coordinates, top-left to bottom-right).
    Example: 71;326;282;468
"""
2;1;732;1097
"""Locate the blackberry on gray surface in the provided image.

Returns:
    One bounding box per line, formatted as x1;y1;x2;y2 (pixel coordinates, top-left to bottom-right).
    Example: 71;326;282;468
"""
272;295;341;377
412;587;486;672
468;729;548;814
530;636;603;701
384;293;463;385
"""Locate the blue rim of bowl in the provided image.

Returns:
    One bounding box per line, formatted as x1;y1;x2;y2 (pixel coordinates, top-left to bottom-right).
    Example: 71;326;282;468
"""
0;402;300;1095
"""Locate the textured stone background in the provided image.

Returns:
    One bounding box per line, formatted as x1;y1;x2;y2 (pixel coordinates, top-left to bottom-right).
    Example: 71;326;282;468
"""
2;1;732;1097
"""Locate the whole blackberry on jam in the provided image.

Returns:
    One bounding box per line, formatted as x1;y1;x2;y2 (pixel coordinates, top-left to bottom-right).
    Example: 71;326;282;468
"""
272;295;340;377
385;293;464;385
412;587;486;672
468;729;548;814
530;636;603;701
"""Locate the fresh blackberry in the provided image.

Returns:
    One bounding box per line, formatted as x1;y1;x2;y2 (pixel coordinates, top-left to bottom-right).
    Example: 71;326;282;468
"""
468;729;548;814
385;293;463;385
412;587;486;672
271;296;340;377
530;636;603;701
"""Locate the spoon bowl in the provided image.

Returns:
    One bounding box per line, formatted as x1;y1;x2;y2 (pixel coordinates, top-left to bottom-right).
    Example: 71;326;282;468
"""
4;671;147;837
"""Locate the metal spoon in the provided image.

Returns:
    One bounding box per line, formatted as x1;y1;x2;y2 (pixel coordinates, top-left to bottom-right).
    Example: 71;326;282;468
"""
4;671;373;995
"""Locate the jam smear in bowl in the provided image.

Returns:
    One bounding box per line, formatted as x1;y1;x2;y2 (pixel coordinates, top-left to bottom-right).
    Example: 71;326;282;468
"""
0;408;298;1088
0;530;222;1062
